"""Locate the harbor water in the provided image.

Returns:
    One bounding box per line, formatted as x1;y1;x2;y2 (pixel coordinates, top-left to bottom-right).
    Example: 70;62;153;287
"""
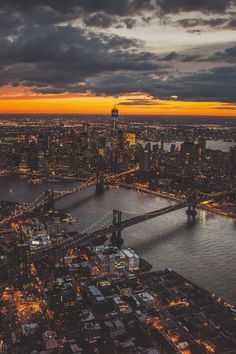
0;176;236;305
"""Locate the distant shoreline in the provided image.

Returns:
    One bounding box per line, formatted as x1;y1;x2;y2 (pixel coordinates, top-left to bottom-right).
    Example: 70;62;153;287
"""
112;184;236;220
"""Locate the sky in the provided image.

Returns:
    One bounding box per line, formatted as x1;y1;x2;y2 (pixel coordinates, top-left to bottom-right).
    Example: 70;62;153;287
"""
1;0;236;116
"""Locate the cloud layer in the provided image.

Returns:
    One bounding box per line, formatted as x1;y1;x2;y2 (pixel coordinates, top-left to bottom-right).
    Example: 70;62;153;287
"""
0;0;236;104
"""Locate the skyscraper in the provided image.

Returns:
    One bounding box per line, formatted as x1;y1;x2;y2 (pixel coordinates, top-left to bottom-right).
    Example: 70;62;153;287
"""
111;105;119;136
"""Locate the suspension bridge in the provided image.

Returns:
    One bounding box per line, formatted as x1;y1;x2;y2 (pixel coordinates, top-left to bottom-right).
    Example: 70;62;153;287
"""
27;185;235;263
0;166;139;228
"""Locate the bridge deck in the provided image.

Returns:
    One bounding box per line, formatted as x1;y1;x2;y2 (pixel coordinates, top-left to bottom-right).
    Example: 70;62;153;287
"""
31;201;188;262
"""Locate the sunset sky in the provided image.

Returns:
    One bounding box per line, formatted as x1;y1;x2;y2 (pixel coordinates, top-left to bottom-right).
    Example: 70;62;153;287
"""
1;0;236;116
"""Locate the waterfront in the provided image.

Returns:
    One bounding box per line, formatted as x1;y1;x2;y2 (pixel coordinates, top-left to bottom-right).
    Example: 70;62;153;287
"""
140;139;236;152
1;177;236;305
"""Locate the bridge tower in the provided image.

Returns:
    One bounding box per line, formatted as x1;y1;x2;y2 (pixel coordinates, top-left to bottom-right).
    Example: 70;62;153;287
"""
45;189;55;209
186;191;198;220
110;209;123;248
96;175;105;194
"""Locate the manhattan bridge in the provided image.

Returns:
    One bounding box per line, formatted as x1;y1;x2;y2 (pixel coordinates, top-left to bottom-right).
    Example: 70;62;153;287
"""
0;166;235;283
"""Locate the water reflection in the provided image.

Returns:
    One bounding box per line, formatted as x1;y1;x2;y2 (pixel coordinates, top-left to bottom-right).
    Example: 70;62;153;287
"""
0;177;235;304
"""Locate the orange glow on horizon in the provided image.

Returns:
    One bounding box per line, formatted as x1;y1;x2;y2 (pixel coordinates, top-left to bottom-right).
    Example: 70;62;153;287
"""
0;86;236;116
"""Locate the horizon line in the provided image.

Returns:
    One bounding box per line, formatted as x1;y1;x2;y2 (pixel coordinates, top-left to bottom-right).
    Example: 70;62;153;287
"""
0;112;236;118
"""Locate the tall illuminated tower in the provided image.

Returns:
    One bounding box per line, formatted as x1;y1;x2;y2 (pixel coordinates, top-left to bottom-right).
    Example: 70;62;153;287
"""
111;105;119;136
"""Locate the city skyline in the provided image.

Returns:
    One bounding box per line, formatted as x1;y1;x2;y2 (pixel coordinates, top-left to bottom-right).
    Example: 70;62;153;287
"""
0;115;235;353
0;3;236;351
1;0;236;116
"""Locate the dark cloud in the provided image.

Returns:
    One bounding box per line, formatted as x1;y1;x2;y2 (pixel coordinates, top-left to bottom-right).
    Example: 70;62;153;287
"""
0;0;153;32
178;17;228;28
83;66;236;103
1;19;235;103
84;13;137;29
123;18;137;29
0;9;23;36
171;66;236;102
227;18;236;27
141;16;154;24
0;0;236;105
84;13;114;28
160;51;201;62
0;24;163;94
207;45;236;62
1;0;235;31
1;0;153;15
161;52;180;61
174;16;236;33
119;98;159;106
2;0;234;15
75;0;153;17
156;0;235;14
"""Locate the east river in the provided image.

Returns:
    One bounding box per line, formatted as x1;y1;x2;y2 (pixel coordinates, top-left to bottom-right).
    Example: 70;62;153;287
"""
0;176;236;305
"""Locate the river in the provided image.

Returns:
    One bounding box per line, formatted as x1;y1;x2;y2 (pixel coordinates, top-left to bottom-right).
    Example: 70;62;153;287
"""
1;176;236;305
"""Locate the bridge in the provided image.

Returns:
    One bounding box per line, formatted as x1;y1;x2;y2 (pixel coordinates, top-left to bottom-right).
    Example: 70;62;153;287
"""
0;166;139;228
29;201;189;263
9;184;232;269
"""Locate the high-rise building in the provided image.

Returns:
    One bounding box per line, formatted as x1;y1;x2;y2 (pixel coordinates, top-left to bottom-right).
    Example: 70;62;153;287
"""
125;132;136;147
140;143;152;172
111;106;119;136
198;138;206;156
